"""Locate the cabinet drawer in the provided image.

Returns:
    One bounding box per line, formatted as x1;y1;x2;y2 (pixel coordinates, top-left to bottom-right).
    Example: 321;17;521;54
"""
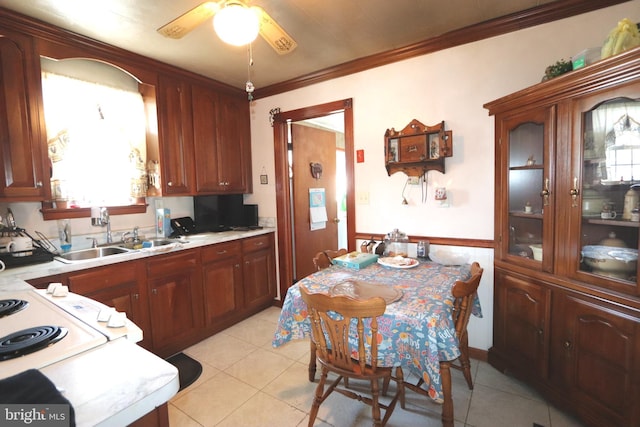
68;264;138;294
242;235;271;253
201;241;241;263
147;250;199;278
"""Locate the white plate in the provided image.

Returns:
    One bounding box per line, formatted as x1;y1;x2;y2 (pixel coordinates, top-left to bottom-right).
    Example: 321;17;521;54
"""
329;281;403;304
377;256;419;269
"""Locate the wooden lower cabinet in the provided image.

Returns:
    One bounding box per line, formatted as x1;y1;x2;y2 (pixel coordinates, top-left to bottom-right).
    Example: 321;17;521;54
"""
65;260;152;350
26;233;276;358
146;250;204;358
491;268;640;427
201;240;243;330
490;270;550;380
549;292;640;427
241;234;276;313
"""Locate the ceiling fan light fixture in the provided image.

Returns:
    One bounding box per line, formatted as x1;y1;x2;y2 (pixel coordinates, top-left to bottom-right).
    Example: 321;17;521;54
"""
213;2;260;46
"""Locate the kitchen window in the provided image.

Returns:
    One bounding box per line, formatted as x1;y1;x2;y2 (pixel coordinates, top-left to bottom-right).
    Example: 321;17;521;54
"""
41;68;147;208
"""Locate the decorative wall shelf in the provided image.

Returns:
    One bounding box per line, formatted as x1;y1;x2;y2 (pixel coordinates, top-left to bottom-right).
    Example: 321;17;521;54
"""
384;119;452;177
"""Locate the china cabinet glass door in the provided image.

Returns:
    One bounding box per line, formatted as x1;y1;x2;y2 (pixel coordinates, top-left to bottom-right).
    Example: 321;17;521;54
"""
574;89;640;293
502;108;553;268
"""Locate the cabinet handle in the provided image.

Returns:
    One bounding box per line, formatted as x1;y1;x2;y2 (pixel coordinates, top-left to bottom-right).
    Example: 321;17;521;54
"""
254;241;264;247
539;178;550;206
167;181;173;187
217;250;227;255
36;181;43;188
235;263;240;268
245;261;250;265
563;340;572;349
152;289;158;295
408;145;417;152
134;293;139;300
537;328;543;336
569;176;579;207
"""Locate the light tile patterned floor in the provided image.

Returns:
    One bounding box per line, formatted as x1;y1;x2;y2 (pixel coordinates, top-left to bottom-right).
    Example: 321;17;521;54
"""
168;307;586;427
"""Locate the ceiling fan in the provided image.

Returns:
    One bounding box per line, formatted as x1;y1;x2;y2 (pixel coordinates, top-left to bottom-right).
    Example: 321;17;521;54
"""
157;1;297;55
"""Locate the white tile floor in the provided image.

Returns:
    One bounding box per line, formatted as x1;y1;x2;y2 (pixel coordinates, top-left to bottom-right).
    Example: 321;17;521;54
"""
168;307;586;427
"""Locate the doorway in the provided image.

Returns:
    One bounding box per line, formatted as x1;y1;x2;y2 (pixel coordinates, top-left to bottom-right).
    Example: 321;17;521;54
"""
273;99;355;299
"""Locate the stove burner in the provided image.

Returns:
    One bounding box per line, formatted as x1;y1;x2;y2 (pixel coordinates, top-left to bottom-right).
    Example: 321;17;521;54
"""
0;326;68;361
0;299;28;318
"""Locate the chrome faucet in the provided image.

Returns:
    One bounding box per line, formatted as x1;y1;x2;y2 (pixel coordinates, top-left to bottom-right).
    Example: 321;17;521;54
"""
103;208;112;244
92;207;112;244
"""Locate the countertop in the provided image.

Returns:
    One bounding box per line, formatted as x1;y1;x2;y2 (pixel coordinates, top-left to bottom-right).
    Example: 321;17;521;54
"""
0;228;275;426
1;228;275;283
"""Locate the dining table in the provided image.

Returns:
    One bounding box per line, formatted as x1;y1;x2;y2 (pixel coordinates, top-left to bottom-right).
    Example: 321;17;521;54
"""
272;258;482;426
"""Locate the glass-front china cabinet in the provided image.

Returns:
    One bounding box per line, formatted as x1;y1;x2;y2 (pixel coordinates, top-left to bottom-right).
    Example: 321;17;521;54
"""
485;47;640;427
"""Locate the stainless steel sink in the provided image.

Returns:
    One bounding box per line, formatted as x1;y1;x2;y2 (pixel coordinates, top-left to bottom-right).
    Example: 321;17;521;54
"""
141;238;174;247
57;246;132;263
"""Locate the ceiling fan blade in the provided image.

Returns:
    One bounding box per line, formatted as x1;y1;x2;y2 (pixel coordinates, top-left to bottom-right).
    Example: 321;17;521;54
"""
157;1;220;39
253;6;297;55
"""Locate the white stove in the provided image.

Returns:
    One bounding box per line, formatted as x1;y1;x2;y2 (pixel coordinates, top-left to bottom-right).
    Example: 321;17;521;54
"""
0;288;142;380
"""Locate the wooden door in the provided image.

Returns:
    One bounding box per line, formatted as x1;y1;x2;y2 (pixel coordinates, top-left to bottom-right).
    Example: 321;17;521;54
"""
192;84;221;193
0;30;48;200
491;270;550;379
242;235;276;312
157;75;194;195
217;92;251;193
550;292;640;427
292;123;338;280
146;251;203;357
201;241;243;327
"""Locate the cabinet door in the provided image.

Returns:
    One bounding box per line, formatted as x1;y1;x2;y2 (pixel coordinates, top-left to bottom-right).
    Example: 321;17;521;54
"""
66;262;151;350
192;84;223;193
147;251;203;356
496;107;555;271
550;292;640;427
0;30;48;200
216;92;251;193
157;75;194;195
242;235;275;312
201;241;243;327
561;81;640;295
491;270;550;379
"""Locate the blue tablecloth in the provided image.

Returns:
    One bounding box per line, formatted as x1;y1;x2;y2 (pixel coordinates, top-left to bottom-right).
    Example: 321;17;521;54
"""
272;260;481;402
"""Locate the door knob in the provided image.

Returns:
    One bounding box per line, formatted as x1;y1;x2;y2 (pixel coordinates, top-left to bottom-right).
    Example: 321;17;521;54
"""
333;218;340;224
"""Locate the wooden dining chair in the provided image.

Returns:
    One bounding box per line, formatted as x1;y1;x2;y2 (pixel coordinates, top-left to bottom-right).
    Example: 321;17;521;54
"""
299;285;401;427
385;262;483;425
312;248;347;271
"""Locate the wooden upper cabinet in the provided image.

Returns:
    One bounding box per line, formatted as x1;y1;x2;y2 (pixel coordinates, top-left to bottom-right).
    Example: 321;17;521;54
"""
0;29;48;200
216;92;252;193
157;75;195;195
163;80;252;195
192;84;225;193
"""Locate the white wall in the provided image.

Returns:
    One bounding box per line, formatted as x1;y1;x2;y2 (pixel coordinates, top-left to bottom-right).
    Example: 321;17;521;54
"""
245;2;640;351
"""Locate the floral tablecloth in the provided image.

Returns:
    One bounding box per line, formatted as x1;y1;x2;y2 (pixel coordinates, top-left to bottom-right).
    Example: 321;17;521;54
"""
272;260;482;403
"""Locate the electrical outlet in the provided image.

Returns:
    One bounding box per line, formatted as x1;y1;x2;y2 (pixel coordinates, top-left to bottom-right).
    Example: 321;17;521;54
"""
407;177;420;185
357;191;370;205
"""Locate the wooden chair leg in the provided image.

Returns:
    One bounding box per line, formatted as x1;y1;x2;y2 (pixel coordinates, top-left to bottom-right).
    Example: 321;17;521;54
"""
371;378;382;427
308;340;317;382
440;361;454;427
458;335;474;390
308;368;327;427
